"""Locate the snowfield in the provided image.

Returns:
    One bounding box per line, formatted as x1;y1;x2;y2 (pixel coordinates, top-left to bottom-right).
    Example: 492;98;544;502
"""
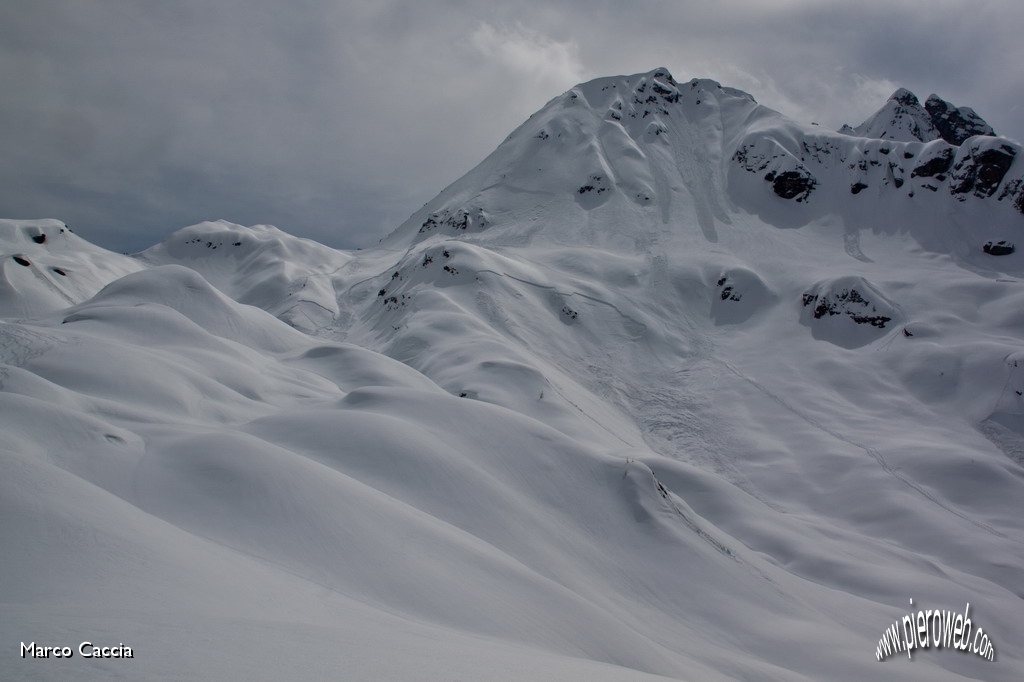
2;69;1023;680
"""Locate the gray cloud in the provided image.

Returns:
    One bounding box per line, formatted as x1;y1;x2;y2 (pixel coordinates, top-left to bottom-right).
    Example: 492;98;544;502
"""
2;0;1022;252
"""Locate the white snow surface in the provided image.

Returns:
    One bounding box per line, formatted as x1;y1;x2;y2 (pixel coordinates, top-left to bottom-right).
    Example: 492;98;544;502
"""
3;69;1023;680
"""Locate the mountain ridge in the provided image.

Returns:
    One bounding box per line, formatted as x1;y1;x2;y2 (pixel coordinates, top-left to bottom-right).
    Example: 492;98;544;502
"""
841;86;997;146
381;68;1022;260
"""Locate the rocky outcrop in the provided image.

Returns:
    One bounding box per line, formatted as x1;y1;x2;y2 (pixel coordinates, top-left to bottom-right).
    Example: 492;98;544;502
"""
911;146;954;178
766;170;817;201
802;287;892;328
733;140;818;203
799;276;901;348
949;142;1017;200
983;240;1015;255
925;95;995;145
420;207;489;233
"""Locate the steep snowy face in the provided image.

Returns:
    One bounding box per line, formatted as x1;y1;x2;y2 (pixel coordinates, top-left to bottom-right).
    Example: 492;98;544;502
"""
384;68;765;250
843;88;941;142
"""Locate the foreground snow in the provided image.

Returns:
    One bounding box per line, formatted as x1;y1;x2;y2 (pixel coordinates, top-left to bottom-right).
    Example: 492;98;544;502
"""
2;69;1024;680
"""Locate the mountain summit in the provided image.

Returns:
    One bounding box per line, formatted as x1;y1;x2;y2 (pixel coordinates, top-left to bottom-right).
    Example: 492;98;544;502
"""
388;68;1022;257
842;87;996;145
3;69;1024;680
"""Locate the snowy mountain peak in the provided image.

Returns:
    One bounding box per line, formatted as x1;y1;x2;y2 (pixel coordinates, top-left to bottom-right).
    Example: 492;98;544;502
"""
845;87;939;142
385;69;1023;259
845;88;996;145
891;87;921;107
383;69;764;249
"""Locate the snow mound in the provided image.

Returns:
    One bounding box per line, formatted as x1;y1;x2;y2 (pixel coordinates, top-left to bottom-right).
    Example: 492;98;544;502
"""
142;220;351;332
800;276;901;347
67;264;307;353
709;266;777;325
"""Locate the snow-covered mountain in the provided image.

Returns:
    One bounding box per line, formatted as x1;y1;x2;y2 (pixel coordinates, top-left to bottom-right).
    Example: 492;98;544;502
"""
3;69;1023;681
840;88;996;145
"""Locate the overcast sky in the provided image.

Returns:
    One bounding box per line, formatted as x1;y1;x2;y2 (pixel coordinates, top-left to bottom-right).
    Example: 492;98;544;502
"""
3;1;1022;252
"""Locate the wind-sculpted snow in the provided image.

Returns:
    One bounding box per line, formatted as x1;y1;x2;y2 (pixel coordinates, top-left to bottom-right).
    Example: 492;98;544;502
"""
0;247;884;681
0;219;142;318
4;68;1024;680
140;220;352;333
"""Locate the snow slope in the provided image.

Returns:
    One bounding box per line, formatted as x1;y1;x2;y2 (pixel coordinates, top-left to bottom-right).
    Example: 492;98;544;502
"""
3;69;1024;680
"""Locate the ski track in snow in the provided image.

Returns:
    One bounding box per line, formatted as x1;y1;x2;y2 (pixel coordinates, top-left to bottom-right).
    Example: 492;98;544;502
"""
715;358;1006;538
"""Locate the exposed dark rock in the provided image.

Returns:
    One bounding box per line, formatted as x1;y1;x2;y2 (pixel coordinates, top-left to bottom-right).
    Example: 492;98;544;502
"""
52;267;67;276
893;89;920;108
716;275;744;302
12;256;31;267
911;148;954;178
419;207;483;233
983;240;1015;256
802;287;892;328
950;144;1016;198
767;170;817;202
577;174;609;195
925;95;996;145
732;144;772;173
32;234;46;244
651;68;676;85
851;182;868;195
